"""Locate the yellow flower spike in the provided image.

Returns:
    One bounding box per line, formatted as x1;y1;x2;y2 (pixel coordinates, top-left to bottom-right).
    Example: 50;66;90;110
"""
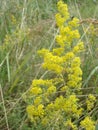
57;0;70;19
26;1;89;129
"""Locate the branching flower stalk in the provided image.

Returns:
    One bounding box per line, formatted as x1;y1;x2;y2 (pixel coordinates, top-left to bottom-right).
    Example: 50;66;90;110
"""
26;1;96;129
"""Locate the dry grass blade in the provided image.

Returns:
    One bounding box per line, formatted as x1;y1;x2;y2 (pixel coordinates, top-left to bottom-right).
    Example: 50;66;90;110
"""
0;84;10;130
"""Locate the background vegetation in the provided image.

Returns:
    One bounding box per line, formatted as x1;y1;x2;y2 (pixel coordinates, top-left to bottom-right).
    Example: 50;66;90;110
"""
0;0;98;129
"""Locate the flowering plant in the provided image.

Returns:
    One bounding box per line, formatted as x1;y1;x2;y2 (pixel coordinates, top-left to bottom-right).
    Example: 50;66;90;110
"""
26;1;96;129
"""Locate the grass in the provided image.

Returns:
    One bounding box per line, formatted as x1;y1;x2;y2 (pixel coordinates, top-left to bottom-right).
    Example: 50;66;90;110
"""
0;0;98;129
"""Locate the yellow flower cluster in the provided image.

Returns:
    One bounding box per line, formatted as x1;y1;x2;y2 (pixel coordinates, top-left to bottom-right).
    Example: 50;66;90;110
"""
64;119;78;130
30;86;42;95
73;42;84;54
0;27;28;52
63;95;82;116
55;1;69;27
67;57;82;88
53;47;64;56
68;17;79;28
42;51;64;74
11;15;17;25
26;0;96;129
38;49;64;73
30;79;55;96
26;104;44;122
80;116;95;130
86;94;96;111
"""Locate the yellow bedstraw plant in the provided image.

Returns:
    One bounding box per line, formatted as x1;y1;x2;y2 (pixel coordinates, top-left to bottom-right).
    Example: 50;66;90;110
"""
26;1;96;129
